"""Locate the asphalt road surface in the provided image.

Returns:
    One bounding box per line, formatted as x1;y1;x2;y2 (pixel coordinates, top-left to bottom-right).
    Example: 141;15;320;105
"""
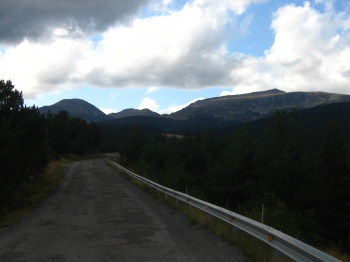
0;159;246;262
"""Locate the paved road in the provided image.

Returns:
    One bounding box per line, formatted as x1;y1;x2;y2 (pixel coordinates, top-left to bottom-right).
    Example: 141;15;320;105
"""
0;159;245;262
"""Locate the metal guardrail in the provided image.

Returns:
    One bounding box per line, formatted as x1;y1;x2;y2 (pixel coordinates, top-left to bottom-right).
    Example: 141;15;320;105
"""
108;160;341;262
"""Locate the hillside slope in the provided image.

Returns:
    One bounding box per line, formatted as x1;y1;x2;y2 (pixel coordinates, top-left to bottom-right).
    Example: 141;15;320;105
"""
109;108;160;119
39;99;110;122
216;102;350;146
170;89;350;124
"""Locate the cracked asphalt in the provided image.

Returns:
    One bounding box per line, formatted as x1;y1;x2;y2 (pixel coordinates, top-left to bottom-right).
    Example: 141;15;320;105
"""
0;159;246;262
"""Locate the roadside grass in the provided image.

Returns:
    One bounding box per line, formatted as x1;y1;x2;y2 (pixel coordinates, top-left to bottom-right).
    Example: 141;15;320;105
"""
0;154;104;229
157;190;293;262
325;248;350;262
108;162;290;262
109;162;348;262
181;199;349;262
0;159;70;228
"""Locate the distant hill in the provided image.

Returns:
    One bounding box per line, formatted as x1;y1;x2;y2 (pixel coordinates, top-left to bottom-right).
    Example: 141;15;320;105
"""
170;89;350;124
216;102;350;147
39;99;110;123
109;108;160;119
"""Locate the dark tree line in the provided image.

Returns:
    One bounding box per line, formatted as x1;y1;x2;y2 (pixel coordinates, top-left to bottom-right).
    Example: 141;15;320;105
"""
120;111;350;251
0;80;102;215
45;110;102;157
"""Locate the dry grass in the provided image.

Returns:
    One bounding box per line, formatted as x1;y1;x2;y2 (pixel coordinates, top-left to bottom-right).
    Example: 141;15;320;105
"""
324;248;350;262
0;159;71;228
1;155;112;228
107;163;349;262
111;164;283;262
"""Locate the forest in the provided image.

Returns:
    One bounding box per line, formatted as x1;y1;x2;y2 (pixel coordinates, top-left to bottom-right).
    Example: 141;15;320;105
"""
0;80;102;218
119;110;350;252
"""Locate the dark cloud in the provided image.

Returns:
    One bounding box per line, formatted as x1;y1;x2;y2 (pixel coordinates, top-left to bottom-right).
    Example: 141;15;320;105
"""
0;0;149;44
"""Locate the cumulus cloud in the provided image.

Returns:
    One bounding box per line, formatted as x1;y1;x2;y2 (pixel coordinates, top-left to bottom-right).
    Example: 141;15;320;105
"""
224;1;350;95
160;97;204;114
100;108;117;114
82;0;243;89
0;37;91;98
138;97;160;111
1;0;350;101
0;0;150;44
0;0;261;98
137;96;204;114
163;0;174;5
146;86;160;93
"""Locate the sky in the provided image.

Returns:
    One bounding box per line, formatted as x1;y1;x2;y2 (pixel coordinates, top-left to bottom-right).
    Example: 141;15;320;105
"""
0;0;349;114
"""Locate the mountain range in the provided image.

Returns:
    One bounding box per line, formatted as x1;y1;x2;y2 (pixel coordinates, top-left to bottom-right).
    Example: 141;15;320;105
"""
38;89;350;132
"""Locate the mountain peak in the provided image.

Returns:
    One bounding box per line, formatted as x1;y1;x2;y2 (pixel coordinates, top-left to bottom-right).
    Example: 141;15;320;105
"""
109;108;160;119
228;88;285;97
39;98;109;122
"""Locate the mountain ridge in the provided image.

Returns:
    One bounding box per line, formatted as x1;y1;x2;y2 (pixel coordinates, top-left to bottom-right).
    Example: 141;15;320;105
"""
109;108;160;119
38;89;350;128
169;89;350;123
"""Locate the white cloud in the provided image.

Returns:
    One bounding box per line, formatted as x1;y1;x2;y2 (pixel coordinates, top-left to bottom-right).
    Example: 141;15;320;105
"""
1;0;261;99
0;37;91;99
159;97;204;114
314;0;334;10
1;0;350;102
163;0;174;5
100;108;117;114
137;96;205;114
146;86;160;93
138;97;160;111
225;1;350;95
83;0;238;88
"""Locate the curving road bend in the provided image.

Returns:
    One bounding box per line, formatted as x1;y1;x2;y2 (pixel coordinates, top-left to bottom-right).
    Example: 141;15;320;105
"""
0;159;245;262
